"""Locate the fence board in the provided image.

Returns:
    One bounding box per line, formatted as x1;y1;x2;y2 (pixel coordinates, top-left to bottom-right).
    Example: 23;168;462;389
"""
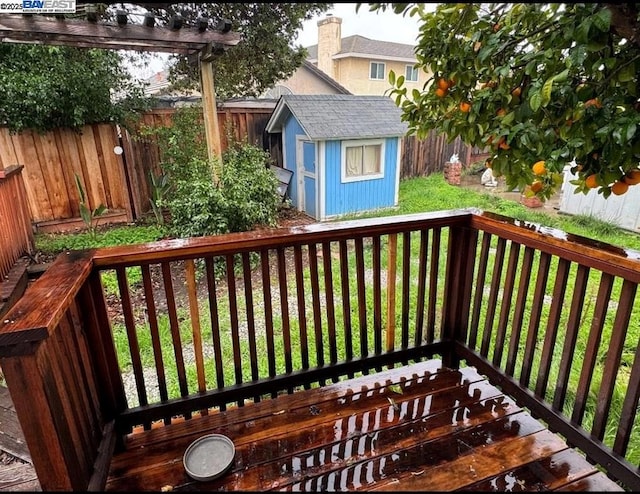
1;102;484;231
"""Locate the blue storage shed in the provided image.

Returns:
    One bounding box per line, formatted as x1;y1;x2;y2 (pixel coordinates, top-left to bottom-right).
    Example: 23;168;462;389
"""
265;94;408;221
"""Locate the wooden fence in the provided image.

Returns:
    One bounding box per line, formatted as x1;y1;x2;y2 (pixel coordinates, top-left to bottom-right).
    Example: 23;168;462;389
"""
0;100;484;234
0;103;279;231
400;131;487;180
0;166;33;280
0;124;132;229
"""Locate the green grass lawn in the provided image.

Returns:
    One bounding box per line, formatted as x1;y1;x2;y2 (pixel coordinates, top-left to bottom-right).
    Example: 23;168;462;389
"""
33;172;640;466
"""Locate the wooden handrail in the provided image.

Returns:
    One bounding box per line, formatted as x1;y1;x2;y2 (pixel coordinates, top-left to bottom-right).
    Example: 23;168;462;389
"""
471;211;640;282
0;249;94;352
91;210;472;268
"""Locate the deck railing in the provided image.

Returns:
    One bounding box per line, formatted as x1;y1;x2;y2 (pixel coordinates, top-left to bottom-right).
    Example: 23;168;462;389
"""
0;209;638;491
0;165;34;280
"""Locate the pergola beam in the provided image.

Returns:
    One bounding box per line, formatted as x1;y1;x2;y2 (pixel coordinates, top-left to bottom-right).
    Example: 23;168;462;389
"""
0;14;241;54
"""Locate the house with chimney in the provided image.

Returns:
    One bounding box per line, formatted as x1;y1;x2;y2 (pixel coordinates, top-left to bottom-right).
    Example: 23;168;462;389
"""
303;15;425;96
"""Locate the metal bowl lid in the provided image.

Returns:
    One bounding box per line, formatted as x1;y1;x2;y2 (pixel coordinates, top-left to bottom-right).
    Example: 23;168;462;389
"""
183;433;235;482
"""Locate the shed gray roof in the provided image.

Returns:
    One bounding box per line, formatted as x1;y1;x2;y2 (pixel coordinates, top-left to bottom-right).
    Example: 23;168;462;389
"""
265;94;408;140
306;35;416;61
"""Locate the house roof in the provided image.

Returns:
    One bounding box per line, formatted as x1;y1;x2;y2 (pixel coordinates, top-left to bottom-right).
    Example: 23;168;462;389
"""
300;60;352;94
306;35;416;62
265;94;408;140
142;61;350;98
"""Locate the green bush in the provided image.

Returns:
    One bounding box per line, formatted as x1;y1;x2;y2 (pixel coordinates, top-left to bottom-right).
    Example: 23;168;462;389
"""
220;144;280;233
141;105;280;238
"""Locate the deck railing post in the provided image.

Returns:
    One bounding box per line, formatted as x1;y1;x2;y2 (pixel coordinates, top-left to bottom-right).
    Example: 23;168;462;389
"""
441;224;478;369
0;250;118;491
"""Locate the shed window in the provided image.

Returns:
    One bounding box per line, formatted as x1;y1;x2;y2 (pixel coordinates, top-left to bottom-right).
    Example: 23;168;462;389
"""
342;140;385;182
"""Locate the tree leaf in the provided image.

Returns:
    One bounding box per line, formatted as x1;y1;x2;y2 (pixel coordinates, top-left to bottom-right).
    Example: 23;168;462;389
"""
529;91;542;113
592;8;611;32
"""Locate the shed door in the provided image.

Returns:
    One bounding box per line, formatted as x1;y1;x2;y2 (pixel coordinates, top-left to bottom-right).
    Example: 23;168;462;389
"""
297;139;316;218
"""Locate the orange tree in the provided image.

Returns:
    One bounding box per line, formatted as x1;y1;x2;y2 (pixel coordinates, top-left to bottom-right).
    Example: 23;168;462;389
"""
368;3;640;200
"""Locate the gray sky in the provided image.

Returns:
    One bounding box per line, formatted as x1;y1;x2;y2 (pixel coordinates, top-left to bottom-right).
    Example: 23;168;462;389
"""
295;3;436;47
135;3;436;80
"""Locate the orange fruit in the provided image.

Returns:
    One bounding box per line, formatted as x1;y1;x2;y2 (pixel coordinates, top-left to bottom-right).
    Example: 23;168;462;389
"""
611;180;629;196
624;169;640;185
498;140;510;150
437;78;450;91
511;87;522;97
496;108;506;117
584;98;602;109
448;78;456;88
435;87;448;98
530;180;543;193
459;101;471;113
585;174;598;189
532;160;546;176
493;23;501;32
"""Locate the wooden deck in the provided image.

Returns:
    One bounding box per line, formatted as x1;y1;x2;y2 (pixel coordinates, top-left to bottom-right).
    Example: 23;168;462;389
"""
0;386;40;492
105;360;623;492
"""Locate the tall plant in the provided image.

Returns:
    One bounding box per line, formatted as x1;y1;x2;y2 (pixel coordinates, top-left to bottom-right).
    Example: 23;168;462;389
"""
74;174;107;239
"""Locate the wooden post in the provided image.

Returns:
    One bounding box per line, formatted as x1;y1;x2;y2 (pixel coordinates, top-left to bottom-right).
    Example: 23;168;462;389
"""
386;233;397;351
199;43;223;184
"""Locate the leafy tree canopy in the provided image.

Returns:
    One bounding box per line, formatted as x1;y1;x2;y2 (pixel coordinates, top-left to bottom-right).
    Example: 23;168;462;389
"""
89;2;331;100
369;3;640;200
0;44;150;133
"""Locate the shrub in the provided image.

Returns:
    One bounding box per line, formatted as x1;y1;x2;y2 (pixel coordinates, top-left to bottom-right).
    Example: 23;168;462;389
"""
220;144;280;233
141;105;280;238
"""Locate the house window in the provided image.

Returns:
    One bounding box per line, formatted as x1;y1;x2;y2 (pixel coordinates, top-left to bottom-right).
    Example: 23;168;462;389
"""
342;139;385;182
370;62;385;80
405;65;419;82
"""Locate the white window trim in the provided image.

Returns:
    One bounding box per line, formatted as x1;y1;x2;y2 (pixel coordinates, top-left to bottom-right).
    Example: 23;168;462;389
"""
369;61;385;80
405;64;418;82
341;139;385;183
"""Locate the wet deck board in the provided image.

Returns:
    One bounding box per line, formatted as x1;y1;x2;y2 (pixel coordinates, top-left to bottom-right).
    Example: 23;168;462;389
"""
0;385;40;492
105;361;624;492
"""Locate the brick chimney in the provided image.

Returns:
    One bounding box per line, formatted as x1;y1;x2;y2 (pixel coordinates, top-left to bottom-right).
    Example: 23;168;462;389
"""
316;15;341;79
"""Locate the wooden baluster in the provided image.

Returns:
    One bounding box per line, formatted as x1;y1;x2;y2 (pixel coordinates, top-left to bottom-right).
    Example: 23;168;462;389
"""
469;232;492;350
339;239;354;378
294;245;310;387
372;235;382;360
401;231;411;355
386;234;398;353
553;264;590;412
185;259;207;413
116;266;147;411
225;254;243;405
505;246;535;377
480;237;506;358
308;243;325;384
520;252;551;388
493;242;520;367
426;227;441;344
535;258;570;400
276;247;293;380
241;251;260;401
321;241;338;378
572;273;614;425
161;261;189;416
141;265;169;423
592;279;637;440
260;249;277;393
354;237;368;371
414;230;429;348
205;257;225;410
